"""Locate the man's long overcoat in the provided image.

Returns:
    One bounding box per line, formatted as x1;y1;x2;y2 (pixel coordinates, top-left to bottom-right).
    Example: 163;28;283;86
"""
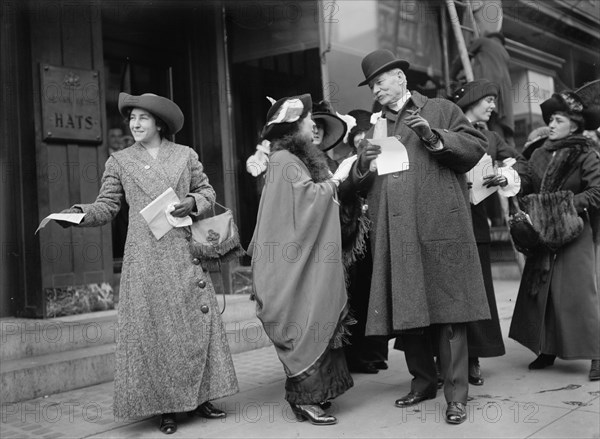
351;92;491;335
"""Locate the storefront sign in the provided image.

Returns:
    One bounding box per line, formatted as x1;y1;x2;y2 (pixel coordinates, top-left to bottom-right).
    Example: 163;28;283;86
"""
40;64;102;143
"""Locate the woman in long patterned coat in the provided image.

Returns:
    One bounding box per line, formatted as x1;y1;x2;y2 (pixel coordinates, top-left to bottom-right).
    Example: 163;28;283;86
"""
60;93;238;434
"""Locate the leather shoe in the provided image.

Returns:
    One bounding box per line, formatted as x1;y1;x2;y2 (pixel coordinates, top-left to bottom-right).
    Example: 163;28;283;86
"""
590;360;600;381
188;401;226;419
528;354;556;370
159;413;177;434
373;361;388;370
468;358;484;386
290;403;337;425
348;362;379;374
446;402;467;424
394;390;436;408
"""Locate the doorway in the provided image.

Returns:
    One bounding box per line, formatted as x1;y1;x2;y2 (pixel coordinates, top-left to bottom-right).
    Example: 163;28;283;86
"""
230;48;324;260
102;6;193;271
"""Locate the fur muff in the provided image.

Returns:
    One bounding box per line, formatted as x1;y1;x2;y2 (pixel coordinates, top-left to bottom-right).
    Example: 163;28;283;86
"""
520;190;584;251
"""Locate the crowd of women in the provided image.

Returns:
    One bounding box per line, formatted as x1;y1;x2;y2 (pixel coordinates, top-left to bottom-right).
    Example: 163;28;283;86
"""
55;48;599;432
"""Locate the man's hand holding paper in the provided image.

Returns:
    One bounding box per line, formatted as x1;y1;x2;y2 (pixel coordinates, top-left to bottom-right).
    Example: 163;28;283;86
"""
371;137;410;175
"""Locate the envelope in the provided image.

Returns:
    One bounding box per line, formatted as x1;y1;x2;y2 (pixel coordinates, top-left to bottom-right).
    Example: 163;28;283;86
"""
139;188;181;240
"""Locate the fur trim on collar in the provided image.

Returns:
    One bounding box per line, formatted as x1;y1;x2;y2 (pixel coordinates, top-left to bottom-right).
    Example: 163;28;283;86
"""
270;134;331;182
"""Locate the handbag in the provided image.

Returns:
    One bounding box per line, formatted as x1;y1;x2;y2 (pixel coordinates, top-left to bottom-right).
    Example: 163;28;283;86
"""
509;191;584;254
508;197;542;255
188;202;246;270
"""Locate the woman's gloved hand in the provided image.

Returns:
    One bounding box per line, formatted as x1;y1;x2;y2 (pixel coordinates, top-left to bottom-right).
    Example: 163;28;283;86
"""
170;196;196;217
331;155;358;186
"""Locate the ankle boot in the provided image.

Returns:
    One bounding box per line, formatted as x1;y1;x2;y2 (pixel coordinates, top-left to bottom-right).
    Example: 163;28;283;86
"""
468;357;484;385
528;354;556;370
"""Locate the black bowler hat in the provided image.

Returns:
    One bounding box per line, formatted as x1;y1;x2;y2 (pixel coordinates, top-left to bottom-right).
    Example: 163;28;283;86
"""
358;49;410;87
452;79;499;110
118;92;184;134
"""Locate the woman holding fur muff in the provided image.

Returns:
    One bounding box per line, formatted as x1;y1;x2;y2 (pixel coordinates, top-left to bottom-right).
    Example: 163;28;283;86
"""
509;90;600;381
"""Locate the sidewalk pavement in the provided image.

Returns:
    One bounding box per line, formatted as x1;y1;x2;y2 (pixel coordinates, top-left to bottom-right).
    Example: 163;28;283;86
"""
1;279;599;439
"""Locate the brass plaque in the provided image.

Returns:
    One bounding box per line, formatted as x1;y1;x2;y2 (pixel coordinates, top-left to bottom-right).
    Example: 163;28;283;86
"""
40;64;102;143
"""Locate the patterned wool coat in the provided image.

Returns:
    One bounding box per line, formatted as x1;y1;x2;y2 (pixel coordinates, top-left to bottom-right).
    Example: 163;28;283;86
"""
350;91;491;335
74;140;238;418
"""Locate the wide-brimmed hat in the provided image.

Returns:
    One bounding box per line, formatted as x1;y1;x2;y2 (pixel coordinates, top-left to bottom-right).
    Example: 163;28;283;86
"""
312;112;347;152
540;91;600;130
118;92;184;134
452;79;499;110
347;109;372;148
358;49;410;87
261;94;312;141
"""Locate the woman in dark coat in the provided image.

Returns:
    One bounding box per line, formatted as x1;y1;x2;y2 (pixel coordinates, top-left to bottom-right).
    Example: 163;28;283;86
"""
453;80;527;385
508;90;600;381
249;94;355;426
59;93;239;434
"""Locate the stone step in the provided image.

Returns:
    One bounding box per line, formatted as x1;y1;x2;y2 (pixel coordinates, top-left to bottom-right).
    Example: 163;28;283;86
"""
0;295;257;362
0;311;118;362
1;343;115;404
1;311;269;403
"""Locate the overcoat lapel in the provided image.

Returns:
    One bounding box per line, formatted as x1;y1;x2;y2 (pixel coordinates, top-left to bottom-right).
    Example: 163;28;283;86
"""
113;140;190;200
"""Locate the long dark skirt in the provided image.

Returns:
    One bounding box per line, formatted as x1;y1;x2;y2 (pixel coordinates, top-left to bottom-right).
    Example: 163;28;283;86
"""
345;244;389;367
467;242;505;358
284;348;353;405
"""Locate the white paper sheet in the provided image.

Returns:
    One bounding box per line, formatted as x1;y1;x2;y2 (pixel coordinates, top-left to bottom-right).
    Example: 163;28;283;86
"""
35;213;86;234
371;137;410;175
467;153;498;205
139;188;181;240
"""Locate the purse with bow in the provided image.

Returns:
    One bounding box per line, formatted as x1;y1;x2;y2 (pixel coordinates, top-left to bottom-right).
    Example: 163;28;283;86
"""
188;202;245;270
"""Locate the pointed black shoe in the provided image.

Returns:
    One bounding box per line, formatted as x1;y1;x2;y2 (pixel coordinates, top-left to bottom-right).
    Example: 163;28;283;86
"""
394;390;436;408
446;402;467;424
290;403;337;425
373;361;388;370
159;413;177;434
468;357;484;386
528;354;556;370
188;401;227;419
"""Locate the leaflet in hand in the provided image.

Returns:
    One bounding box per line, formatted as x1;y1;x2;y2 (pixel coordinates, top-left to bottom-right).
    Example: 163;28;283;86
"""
140;188;192;240
35;213;86;234
371;137;410;175
467;153;498;205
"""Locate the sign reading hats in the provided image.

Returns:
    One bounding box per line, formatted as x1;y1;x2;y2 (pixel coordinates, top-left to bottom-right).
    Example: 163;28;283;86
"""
40;64;102;143
118;92;184;135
